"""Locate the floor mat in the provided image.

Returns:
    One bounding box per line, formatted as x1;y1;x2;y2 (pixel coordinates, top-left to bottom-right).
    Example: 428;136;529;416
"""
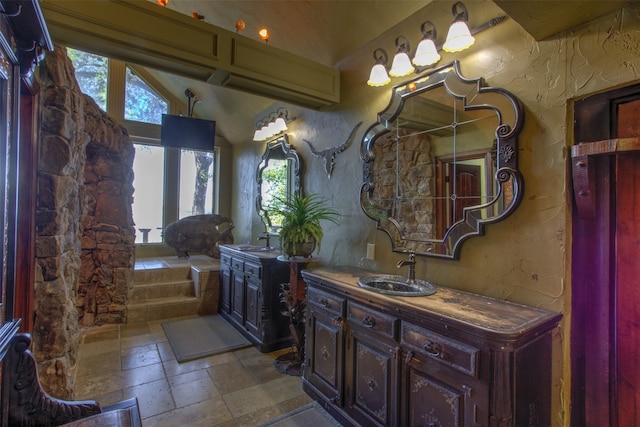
162;315;251;363
257;402;342;427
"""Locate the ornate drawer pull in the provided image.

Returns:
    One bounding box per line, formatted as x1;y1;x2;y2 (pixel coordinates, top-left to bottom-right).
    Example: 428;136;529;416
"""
423;340;442;357
362;315;376;328
405;350;414;364
319;297;329;307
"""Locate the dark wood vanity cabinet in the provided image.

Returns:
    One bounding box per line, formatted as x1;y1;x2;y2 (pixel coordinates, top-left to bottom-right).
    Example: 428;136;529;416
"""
219;245;291;352
302;267;562;427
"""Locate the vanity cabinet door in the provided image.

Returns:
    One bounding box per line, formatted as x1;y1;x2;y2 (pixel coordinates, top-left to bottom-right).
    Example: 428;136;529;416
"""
306;305;345;405
402;355;484;427
245;277;261;336
401;322;486;427
219;254;232;313
345;327;400;427
220;268;231;314
231;270;245;325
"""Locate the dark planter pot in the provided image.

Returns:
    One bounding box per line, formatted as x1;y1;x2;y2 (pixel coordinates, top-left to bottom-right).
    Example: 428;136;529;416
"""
284;238;316;258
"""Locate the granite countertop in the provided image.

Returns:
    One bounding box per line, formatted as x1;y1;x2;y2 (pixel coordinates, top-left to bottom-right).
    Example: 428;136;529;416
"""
302;266;562;344
220;244;283;260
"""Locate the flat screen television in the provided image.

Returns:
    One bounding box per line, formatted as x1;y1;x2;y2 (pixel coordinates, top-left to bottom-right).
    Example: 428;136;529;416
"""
161;114;216;151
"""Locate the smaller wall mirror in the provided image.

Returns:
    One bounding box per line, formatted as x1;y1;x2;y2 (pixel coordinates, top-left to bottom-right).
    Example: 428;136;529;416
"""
361;61;524;259
256;135;302;232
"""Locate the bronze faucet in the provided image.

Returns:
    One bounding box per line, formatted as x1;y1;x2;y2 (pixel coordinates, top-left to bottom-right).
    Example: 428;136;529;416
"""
397;251;416;283
258;232;271;249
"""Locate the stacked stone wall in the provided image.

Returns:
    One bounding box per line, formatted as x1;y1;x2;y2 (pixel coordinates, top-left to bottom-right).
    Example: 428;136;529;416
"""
35;46;135;398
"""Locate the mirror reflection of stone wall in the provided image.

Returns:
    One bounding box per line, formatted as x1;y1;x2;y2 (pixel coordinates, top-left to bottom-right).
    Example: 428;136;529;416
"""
371;128;436;242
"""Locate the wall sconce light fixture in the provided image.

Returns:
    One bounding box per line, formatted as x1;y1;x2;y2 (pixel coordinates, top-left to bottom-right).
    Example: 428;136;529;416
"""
367;48;391;87
366;1;505;87
253;107;294;141
389;36;415;77
412;21;441;67
443;1;475;52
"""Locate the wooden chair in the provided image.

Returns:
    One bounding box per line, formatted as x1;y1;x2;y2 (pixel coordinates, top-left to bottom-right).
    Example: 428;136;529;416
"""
2;331;142;426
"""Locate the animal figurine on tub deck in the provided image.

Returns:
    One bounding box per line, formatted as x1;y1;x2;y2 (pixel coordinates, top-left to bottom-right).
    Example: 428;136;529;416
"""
163;214;234;258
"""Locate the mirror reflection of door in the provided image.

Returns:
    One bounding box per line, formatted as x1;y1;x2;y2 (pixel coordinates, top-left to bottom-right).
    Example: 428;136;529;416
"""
450;163;481;224
435;150;491;237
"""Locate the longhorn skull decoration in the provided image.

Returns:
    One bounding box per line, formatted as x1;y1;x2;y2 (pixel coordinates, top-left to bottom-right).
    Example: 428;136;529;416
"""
304;121;363;179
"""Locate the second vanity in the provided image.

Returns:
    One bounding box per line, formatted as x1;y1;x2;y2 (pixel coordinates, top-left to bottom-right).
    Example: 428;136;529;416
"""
301;266;562;427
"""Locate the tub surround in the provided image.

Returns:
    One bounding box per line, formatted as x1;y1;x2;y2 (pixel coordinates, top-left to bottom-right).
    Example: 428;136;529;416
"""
302;266;562;427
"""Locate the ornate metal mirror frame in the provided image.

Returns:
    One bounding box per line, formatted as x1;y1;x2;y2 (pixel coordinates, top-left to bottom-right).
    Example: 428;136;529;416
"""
360;61;524;259
256;135;302;231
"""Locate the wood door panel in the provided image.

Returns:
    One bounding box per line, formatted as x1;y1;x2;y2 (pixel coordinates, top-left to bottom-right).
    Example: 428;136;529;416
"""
615;153;640;427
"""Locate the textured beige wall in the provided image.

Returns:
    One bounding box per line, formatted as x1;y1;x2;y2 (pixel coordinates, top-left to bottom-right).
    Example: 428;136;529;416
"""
231;2;640;425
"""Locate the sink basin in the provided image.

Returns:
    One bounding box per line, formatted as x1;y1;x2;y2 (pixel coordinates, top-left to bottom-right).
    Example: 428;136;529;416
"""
237;245;274;252
357;275;437;297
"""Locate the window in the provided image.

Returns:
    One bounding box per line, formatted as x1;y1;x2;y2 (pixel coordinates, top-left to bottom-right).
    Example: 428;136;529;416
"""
66;49;108;111
125;67;167;124
132;144;165;244
67;48;219;250
179;149;215;219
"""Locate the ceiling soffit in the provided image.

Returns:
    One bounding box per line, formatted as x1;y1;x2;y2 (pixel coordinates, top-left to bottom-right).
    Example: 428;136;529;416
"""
40;0;340;110
492;0;636;41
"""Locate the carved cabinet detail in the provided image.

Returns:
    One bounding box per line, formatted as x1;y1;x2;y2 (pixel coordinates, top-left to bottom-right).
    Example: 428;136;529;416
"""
306;286;345;404
219;245;291;352
302;267;561;427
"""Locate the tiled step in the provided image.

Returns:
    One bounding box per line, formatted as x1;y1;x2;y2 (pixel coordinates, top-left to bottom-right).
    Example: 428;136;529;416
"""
127;296;200;324
133;265;192;284
130;280;195;302
130;264;198;323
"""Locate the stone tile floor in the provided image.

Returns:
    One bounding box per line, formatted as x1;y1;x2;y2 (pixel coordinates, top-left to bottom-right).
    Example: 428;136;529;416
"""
73;319;313;426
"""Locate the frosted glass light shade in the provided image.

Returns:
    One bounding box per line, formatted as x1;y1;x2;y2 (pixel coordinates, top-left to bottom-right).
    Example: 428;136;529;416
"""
367;63;391;87
443;21;475;52
266;121;279;137
254;127;268;141
389;52;414;77
412;38;441;67
273;117;288;132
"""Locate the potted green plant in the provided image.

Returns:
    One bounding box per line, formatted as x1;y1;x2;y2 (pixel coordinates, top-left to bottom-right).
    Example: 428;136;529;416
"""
275;193;340;257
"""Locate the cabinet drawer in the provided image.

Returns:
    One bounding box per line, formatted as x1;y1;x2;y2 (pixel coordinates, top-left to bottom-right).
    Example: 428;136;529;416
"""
347;301;398;340
221;253;232;266
231;259;244;271
244;261;262;278
308;287;345;317
402;322;479;378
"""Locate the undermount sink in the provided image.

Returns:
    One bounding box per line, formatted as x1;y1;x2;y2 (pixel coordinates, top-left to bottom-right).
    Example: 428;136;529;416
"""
236;245;274;252
357;275;437;297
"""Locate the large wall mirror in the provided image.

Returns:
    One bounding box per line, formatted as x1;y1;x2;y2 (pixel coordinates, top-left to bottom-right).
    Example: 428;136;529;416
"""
256;135;302;232
360;61;524;259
